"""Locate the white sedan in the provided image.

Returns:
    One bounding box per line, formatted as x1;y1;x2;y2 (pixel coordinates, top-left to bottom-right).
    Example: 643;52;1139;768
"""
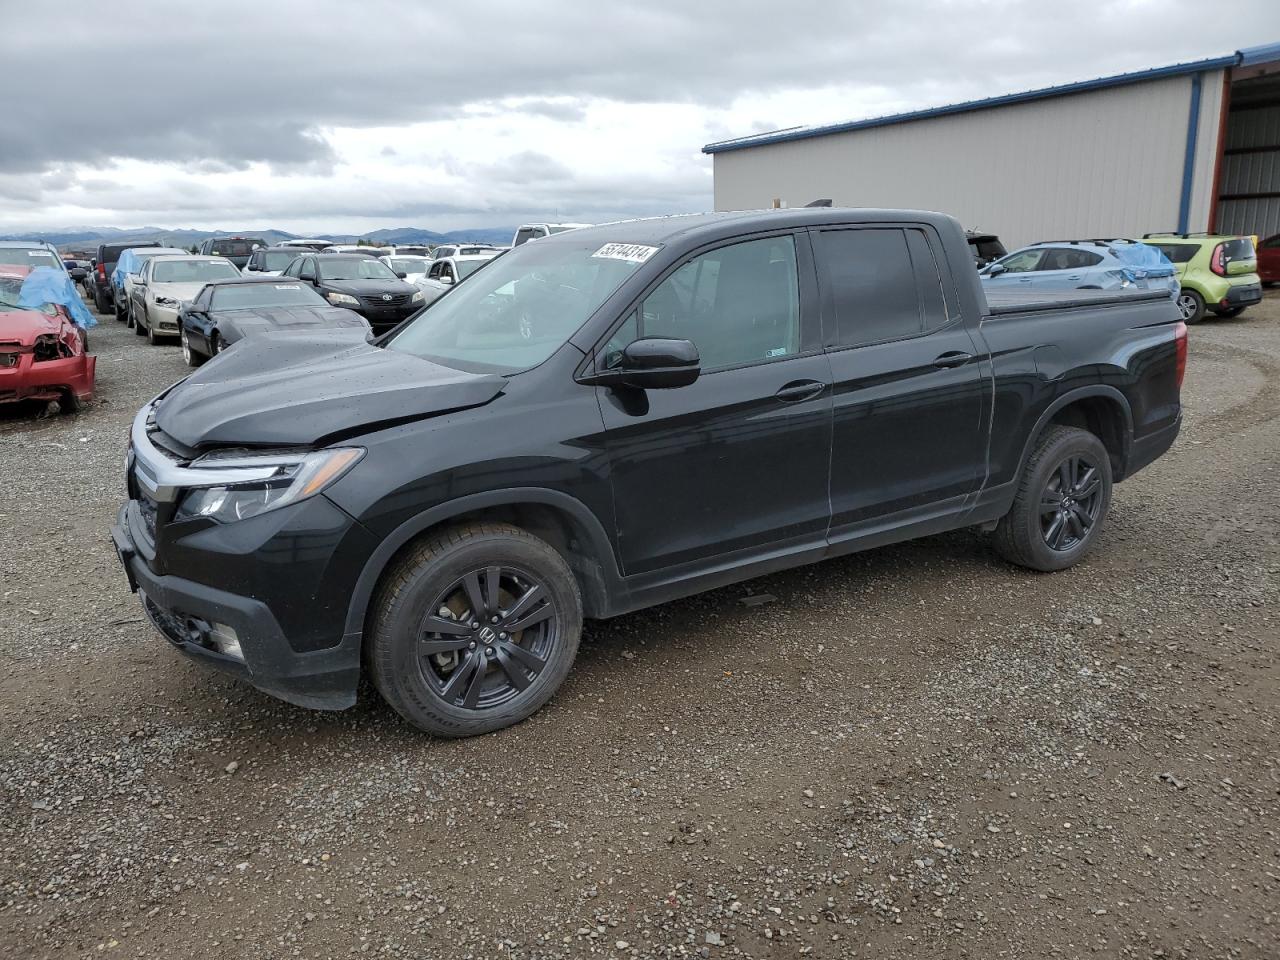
416;253;500;306
380;255;433;286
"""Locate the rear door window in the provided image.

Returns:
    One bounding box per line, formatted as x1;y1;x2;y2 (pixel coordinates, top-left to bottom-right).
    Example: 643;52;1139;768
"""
1039;248;1104;270
813;228;922;347
1152;243;1198;264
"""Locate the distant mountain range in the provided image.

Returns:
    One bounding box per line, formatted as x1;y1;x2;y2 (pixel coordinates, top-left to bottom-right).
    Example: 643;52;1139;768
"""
0;225;517;253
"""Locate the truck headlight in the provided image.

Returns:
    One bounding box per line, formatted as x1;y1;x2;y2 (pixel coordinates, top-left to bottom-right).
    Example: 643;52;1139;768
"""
175;447;364;523
411;290;424;303
327;291;360;306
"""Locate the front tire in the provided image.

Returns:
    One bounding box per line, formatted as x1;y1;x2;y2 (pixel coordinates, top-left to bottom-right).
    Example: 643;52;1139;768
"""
369;522;583;737
1176;288;1205;324
181;329;204;366
146;312;160;345
992;425;1112;572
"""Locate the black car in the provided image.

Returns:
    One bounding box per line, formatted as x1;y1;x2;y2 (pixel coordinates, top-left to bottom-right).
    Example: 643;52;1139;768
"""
178;276;372;367
62;259;88;283
966;230;1007;268
90;240;160;313
281;253;422;331
113;209;1185;738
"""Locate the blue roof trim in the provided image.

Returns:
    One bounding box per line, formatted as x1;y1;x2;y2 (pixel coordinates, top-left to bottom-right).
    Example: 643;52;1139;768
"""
702;45;1276;155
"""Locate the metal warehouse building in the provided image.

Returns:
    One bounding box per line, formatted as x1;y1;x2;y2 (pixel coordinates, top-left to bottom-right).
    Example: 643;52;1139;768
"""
704;43;1280;248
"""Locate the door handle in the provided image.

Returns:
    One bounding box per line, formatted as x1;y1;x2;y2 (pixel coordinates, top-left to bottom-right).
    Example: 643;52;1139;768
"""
774;379;826;402
933;351;973;369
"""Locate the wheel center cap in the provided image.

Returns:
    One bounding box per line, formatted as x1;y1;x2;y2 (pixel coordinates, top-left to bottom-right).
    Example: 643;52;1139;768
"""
478;626;497;645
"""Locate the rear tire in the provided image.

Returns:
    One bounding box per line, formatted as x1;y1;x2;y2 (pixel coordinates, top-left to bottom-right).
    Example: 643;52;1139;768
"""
1211;305;1245;318
992;425;1112;572
1176;288;1205;324
369;522;583;738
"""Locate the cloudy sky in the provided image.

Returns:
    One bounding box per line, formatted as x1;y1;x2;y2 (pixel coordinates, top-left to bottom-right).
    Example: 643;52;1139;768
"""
2;1;1273;234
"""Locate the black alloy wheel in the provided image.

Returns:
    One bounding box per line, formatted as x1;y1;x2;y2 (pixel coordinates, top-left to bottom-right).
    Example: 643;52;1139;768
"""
418;565;559;710
1039;455;1103;552
992;425;1112;572
369;521;583;737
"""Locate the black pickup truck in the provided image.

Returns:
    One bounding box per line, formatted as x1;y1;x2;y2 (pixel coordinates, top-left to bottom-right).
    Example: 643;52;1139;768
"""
112;209;1186;737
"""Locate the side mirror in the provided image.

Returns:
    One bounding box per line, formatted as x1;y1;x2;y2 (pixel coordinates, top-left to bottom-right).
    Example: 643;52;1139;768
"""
586;338;700;389
395;271;408;280
984;262;1006;277
438;275;453;285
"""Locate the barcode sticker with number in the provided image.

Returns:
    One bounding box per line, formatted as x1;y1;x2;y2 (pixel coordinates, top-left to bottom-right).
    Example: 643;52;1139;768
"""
591;243;659;264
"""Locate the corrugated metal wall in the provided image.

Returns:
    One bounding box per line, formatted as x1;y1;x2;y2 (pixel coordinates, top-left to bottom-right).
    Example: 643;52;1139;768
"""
1216;104;1280;238
712;73;1225;249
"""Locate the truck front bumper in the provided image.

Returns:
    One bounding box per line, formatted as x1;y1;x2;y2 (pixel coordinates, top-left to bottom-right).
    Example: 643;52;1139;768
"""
111;505;362;711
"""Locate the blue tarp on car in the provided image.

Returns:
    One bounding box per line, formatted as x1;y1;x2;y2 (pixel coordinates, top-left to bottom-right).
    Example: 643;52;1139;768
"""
1111;243;1176;279
111;248;149;293
19;266;97;328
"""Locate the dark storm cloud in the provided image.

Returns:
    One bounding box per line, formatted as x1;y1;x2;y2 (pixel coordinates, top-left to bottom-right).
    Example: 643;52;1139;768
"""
2;0;1271;175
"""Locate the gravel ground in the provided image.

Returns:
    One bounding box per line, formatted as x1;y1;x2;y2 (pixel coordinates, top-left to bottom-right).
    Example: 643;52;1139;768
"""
1;291;1277;959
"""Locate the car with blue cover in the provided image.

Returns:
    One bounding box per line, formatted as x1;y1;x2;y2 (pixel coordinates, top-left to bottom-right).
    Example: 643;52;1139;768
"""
980;240;1178;298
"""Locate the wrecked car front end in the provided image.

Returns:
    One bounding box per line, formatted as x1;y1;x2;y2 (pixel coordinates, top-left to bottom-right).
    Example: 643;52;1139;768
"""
0;266;96;408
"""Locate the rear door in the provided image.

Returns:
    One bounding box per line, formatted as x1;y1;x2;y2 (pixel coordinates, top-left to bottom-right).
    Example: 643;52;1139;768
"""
1035;247;1106;289
812;225;988;538
596;231;833;576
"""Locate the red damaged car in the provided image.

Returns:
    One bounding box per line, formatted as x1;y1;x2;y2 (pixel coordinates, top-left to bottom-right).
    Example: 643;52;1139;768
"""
0;265;96;411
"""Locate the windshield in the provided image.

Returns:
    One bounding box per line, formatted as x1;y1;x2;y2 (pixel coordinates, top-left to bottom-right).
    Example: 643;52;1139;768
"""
260;251;300;270
386;238;644;373
319;258;398;281
548;226;577;235
0;274;57;316
389;257;429;274
212;282;325;310
0;248;60;269
152;260;242;283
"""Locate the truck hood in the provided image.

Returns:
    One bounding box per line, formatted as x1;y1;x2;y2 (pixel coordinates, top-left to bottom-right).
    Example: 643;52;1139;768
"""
153;331;507;448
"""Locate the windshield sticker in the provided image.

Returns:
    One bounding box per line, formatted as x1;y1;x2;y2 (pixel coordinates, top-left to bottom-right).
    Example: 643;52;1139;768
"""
274;284;302;290
27;251;45;256
592;243;659;264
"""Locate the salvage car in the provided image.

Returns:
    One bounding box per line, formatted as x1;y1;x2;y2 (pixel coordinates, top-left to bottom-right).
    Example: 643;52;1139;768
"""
981;240;1178;297
112;247;188;323
380;254;433;284
113;208;1187;738
196;237;267;269
1256;233;1280;286
280;253;423;332
430;243;502;260
131;255;242;344
0;265;96;412
511;223;590;246
62;258;88;283
241;247;306;278
179;277;371;366
91;240;159;313
0;240;65;273
1144;232;1262;322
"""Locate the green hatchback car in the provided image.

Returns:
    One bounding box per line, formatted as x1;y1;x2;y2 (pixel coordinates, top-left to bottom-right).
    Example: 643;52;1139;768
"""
1145;233;1262;324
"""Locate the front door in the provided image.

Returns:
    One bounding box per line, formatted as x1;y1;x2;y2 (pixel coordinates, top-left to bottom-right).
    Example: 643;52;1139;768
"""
810;225;988;538
596;233;833;577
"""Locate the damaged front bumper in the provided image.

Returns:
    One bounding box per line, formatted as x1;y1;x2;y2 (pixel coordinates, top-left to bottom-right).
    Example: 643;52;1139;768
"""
0;347;95;404
111;504;362;711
